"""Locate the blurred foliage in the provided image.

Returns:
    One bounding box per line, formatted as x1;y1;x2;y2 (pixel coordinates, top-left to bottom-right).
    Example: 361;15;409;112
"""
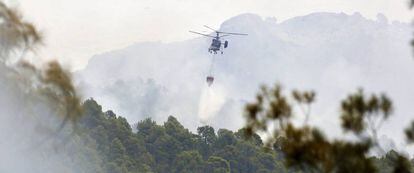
244;84;412;173
0;1;83;130
0;1;41;57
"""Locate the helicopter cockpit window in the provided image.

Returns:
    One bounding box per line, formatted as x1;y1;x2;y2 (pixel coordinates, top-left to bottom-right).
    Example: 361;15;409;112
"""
212;39;220;47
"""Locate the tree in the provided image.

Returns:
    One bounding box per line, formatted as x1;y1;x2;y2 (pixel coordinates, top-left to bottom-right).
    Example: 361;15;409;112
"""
197;125;217;158
164;116;195;150
108;138;128;163
197;126;217;145
204;156;231;173
137;118;158;137
81;98;106;128
172;151;204;173
234;128;263;146
244;84;411;173
216;129;237;148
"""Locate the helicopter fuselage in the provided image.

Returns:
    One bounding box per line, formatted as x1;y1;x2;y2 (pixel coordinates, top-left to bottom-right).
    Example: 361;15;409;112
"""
209;37;222;54
209;34;228;54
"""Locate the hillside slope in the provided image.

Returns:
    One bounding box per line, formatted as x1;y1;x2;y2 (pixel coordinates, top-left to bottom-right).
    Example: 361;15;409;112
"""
76;12;413;147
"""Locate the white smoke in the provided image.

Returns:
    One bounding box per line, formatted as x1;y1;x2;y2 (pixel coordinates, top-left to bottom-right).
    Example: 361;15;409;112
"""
76;12;414;155
197;85;227;124
0;2;96;173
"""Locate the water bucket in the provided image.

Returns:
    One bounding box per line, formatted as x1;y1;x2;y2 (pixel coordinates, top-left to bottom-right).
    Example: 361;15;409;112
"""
206;76;214;86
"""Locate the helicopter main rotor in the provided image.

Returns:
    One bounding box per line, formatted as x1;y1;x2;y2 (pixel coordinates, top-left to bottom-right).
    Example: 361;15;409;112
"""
189;25;248;39
189;31;215;38
203;25;248;36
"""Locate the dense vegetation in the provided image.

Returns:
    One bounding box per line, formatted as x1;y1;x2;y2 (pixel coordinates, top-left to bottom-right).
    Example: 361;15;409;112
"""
245;85;414;173
75;98;284;173
66;98;413;173
2;1;414;172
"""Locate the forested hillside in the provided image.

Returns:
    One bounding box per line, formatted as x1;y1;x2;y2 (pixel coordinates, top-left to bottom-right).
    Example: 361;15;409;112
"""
71;98;413;173
77;12;413;135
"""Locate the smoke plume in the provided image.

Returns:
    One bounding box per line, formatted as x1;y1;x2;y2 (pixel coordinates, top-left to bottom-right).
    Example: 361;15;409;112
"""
0;2;90;172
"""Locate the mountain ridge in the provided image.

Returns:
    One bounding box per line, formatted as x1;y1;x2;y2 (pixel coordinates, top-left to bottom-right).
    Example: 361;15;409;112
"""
81;12;409;71
76;12;413;153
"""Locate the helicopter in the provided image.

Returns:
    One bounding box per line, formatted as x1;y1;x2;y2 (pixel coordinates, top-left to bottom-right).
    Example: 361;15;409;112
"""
190;25;248;54
190;25;247;86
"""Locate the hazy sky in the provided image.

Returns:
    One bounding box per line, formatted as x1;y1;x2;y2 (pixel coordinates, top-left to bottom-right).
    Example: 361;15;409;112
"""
9;0;413;69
